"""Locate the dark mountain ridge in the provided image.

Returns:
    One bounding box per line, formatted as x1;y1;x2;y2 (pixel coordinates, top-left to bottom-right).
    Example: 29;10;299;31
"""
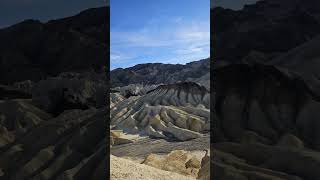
0;7;109;84
110;58;210;88
212;0;320;62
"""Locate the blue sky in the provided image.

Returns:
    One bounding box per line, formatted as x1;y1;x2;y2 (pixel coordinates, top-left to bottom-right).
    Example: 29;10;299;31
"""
111;0;210;69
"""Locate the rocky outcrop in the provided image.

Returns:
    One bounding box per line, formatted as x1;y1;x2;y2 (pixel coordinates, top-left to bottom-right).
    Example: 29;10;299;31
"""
110;130;138;146
142;150;202;177
197;150;210;180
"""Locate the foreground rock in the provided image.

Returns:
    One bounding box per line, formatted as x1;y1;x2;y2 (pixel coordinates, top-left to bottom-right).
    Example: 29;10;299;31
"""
197;150;210;180
110;130;140;146
142;150;202;177
111;155;195;180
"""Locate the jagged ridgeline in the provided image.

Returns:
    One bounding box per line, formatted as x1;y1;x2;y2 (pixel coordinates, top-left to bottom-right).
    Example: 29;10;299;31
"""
212;0;320;179
110;58;210;89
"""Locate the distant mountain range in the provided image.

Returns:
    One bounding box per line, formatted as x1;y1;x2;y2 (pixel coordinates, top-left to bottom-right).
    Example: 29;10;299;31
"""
110;58;210;88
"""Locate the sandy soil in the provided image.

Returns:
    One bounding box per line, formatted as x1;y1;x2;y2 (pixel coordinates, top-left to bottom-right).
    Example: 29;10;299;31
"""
110;155;195;180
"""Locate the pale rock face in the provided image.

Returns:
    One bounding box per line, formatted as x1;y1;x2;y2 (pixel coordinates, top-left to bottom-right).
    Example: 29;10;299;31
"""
111;82;210;141
110;130;140;146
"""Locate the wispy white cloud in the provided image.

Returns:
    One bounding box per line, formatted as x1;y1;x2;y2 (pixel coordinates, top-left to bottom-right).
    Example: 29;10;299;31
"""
110;50;134;62
111;20;209;47
111;18;209;68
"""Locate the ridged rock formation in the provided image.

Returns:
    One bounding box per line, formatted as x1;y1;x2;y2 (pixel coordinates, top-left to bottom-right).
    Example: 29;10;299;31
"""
111;82;210;141
0;106;107;180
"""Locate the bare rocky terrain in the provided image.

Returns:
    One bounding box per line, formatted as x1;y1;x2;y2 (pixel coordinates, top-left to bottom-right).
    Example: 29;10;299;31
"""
212;0;320;179
110;65;211;179
0;7;109;180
